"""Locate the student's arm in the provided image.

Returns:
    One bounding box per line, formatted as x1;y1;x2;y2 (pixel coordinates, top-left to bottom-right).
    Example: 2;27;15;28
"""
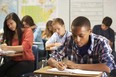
109;29;115;48
46;43;62;49
76;63;110;73
48;58;110;73
30;25;36;30
0;43;23;52
45;33;58;49
64;60;110;73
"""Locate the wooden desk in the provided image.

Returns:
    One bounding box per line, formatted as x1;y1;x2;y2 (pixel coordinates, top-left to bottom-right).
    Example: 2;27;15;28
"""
0;53;23;65
34;66;102;77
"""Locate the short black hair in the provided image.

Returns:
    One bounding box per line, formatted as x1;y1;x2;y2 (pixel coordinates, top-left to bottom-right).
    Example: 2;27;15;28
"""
102;16;112;27
71;16;91;31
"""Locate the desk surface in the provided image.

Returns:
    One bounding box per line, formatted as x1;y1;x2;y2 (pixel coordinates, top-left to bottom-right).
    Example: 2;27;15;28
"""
0;53;23;57
34;66;102;77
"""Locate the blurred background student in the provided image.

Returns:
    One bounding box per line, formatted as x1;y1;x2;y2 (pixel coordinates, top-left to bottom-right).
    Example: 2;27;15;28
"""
46;18;72;50
21;15;45;63
92;16;115;52
21;15;44;50
42;20;54;41
92;16;116;77
0;12;34;77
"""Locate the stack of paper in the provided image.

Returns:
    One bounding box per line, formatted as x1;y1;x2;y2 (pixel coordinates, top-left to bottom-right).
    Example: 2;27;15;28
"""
47;68;102;75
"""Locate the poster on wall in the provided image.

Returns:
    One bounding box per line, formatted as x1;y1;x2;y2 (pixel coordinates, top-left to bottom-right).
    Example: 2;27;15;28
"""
19;0;58;30
0;0;18;33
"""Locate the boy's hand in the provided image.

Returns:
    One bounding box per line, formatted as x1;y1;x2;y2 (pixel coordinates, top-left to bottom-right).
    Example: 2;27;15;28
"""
55;62;67;71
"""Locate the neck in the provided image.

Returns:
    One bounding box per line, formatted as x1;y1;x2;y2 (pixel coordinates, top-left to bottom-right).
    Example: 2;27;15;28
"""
61;30;66;37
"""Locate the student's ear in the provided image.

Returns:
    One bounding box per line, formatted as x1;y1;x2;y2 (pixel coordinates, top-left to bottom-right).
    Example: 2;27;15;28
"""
89;29;92;33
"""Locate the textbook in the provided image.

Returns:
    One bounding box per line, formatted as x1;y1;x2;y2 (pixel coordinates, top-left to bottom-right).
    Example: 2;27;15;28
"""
47;68;102;75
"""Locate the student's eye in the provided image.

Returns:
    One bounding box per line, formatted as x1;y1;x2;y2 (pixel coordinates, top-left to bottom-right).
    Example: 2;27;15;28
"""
79;35;84;38
72;34;77;38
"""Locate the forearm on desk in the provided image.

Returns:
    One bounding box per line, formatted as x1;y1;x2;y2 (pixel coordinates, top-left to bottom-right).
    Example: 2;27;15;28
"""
76;63;110;73
7;45;23;53
46;43;55;49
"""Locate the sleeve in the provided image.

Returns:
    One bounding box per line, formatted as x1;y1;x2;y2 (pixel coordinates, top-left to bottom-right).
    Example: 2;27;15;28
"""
100;39;116;71
34;27;42;42
67;31;72;37
50;44;66;61
46;33;57;45
22;28;33;52
92;25;98;34
34;27;44;50
109;29;115;42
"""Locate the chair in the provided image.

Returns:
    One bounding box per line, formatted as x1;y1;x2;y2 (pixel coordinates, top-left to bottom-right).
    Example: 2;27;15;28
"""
38;39;48;68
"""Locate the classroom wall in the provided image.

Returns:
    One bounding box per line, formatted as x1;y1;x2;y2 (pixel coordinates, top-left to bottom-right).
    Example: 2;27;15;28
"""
58;0;116;50
58;0;70;31
58;0;116;31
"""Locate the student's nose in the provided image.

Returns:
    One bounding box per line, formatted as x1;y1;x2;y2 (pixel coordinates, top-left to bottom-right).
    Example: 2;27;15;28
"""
56;29;59;33
76;36;81;42
8;25;12;28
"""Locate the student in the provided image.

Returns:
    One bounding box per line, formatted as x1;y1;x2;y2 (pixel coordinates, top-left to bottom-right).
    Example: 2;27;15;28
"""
21;15;44;50
0;12;35;77
48;16;116;77
92;16;115;52
42;20;54;40
46;18;72;50
22;15;46;66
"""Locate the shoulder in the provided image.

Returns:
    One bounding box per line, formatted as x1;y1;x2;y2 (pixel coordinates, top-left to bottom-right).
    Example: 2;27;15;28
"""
91;33;109;43
93;25;101;28
64;35;72;44
52;32;58;37
109;27;115;33
66;31;72;36
23;28;33;35
34;26;41;31
24;28;32;32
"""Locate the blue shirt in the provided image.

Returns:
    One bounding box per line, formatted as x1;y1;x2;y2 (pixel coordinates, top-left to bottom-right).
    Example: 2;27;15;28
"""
46;31;72;45
33;26;44;50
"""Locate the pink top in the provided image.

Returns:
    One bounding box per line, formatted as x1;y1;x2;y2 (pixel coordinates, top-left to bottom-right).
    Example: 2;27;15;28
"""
11;28;35;61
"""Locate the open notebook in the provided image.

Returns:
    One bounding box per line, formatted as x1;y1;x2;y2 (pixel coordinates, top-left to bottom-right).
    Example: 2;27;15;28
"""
0;48;16;55
47;68;102;75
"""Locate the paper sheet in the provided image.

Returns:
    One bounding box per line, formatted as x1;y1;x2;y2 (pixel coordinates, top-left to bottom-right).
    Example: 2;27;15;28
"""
0;48;16;55
47;68;102;75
